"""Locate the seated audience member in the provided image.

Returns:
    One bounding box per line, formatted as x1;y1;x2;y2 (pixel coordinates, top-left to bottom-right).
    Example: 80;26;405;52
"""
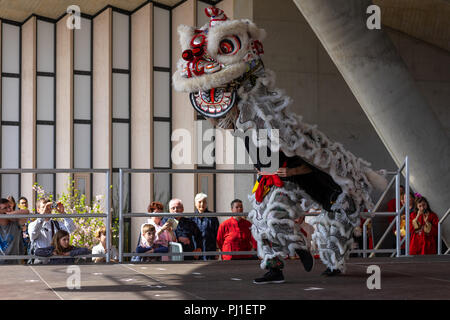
169;198;202;260
34;230;90;264
92;226;118;263
216;199;257;260
0;198;28;264
134;224;168;262
410;195;439;255
28;198;77;255
147;201;176;248
191;193;219;260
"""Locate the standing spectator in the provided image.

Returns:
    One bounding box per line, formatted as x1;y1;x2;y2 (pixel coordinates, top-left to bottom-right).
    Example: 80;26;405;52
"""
169;198;202;260
387;185;405;214
217;199;257;260
28;198;77;258
17;196;30;255
7;196;16;211
34;230;90;264
410;196;439;255
17;197;28;210
134;224;169;262
191;193;219;260
92;226;118;263
0;198;28;264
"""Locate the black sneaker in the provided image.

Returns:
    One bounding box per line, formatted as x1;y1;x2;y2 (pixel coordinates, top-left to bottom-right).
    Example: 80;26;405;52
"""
253;269;285;284
296;249;314;272
321;268;342;276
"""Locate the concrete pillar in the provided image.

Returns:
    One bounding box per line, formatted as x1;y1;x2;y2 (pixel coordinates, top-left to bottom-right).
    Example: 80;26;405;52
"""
293;0;450;243
56;14;74;195
21;17;37;208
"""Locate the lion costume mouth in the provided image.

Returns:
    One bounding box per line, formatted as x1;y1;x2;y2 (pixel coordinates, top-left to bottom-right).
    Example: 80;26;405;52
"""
189;88;237;118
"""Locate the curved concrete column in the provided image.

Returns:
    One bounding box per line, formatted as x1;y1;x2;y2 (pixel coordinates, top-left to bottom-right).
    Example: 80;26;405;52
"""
293;0;450;243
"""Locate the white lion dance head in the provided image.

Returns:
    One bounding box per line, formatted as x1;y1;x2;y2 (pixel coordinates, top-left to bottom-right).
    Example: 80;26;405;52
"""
172;7;266;121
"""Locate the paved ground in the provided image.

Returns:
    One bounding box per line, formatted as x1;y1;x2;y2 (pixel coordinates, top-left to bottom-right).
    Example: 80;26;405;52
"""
1;255;449;300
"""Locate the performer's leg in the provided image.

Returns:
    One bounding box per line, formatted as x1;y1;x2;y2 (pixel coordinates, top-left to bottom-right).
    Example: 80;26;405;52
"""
312;193;360;275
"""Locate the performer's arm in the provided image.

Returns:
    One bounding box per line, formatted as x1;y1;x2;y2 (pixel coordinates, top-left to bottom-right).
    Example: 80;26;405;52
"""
276;164;312;177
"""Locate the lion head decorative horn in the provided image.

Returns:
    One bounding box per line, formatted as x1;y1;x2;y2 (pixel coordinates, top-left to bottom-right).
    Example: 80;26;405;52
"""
172;7;266;119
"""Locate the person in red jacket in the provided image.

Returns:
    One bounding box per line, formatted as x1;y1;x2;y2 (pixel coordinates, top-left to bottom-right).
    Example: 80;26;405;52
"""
409;196;439;255
217;199;257;260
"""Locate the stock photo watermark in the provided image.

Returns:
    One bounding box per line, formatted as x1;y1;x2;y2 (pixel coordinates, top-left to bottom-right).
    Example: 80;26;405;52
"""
366;265;381;290
66;5;81;30
66;265;81;290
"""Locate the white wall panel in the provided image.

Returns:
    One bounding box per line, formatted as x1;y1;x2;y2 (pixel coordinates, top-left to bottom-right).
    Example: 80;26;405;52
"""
112;73;129;119
113;122;129;168
37;76;54;121
153;71;170;117
154;7;170;68
197;1;210;27
74;74;91;120
1;125;19;168
36;125;54;168
74;123;91;168
37;20;55;73
153;121;170;168
1;23;20;74
74;17;91;71
1;77;20;121
112;12;129;70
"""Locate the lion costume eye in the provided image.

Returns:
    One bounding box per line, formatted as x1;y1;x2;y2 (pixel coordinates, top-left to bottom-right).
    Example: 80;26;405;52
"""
218;36;241;55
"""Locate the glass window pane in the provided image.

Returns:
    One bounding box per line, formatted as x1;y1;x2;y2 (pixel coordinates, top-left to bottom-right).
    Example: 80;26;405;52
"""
1;174;19;199
153;71;170;118
74;17;91;71
112;12;129;70
36;125;54;168
1;125;19;168
154;7;170;68
37;76;55;121
113;122;129;168
1;77;20;121
112;172;129;213
37;20;54;73
2;23;20;74
153;173;170;207
36;174;54;196
74;123;91;168
198;119;215;167
74;74;91;120
153;121;170;168
112;73;129;119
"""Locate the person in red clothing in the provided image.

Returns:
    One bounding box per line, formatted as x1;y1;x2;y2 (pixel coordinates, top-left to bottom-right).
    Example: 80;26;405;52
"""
217;199;257;260
409;196;439;255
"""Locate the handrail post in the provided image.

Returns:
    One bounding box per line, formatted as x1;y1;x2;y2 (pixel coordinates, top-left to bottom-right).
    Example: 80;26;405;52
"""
106;170;111;263
438;223;441;255
363;222;367;258
119;169;124;263
395;172;401;257
404;156;410;256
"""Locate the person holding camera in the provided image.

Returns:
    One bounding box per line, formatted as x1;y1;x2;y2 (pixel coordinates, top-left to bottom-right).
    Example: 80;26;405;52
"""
27;198;77;260
0;198;28;264
409;195;439;255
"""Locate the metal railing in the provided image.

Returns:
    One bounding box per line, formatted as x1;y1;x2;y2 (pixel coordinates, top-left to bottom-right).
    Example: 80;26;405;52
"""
361;157;411;258
0;168;112;263
438;207;450;255
118;168;257;263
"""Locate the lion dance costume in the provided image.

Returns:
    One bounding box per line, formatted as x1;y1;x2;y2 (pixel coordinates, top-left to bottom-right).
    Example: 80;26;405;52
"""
173;7;386;282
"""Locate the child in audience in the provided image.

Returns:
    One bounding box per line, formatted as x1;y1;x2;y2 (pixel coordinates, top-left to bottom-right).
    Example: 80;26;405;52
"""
34;230;90;264
135;224;168;262
92;226;118;263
